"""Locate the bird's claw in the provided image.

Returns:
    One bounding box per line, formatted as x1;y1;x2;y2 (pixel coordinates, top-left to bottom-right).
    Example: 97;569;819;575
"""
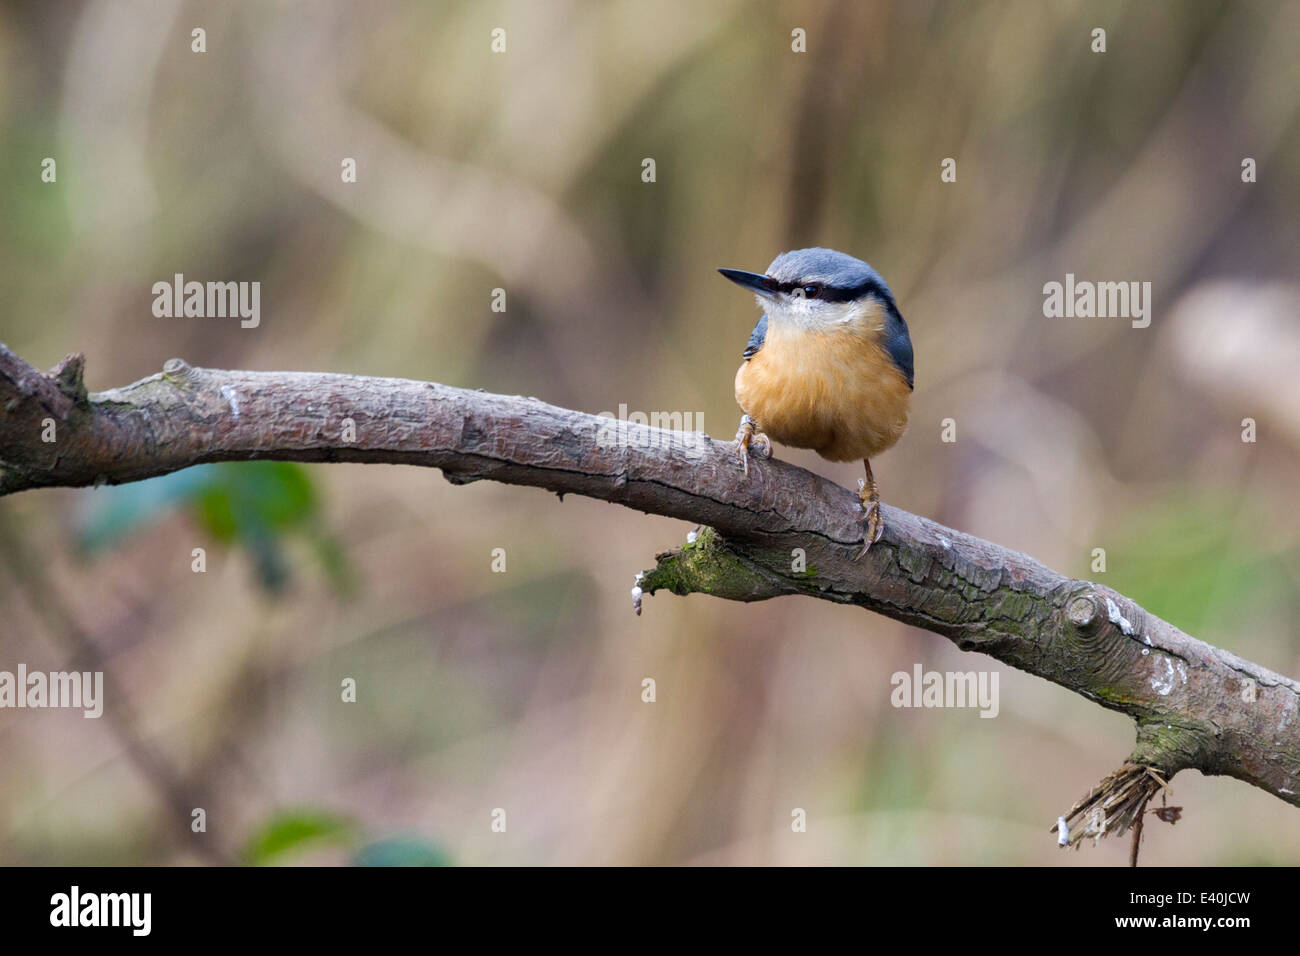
735;415;771;476
855;478;884;560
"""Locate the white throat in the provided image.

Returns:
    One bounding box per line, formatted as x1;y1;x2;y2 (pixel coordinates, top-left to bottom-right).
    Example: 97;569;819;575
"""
759;295;884;333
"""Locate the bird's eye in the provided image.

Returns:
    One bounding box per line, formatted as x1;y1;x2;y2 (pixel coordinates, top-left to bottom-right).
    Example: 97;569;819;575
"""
802;284;821;299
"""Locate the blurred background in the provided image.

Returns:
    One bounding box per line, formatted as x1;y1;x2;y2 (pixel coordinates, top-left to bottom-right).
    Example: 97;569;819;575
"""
1;0;1299;865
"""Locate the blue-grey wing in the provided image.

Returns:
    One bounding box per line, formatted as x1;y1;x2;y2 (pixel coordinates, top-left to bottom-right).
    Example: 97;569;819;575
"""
742;314;768;360
882;311;914;390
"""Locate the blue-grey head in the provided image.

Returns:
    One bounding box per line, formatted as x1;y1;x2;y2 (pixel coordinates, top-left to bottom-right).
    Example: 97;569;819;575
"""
719;247;902;328
719;247;913;387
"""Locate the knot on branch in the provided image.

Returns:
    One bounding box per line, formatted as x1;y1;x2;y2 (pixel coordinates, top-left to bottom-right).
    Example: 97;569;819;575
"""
161;357;196;388
442;470;484;486
1055;584;1163;710
48;353;88;406
1065;591;1104;637
1062;585;1146;649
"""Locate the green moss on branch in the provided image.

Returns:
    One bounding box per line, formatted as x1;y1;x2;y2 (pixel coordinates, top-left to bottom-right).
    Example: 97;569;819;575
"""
637;526;776;602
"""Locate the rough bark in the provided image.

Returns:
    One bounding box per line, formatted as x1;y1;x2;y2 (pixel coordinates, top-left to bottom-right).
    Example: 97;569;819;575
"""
3;343;1297;847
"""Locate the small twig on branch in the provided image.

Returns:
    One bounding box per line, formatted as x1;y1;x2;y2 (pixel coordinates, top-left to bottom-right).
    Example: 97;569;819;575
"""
2;343;1299;851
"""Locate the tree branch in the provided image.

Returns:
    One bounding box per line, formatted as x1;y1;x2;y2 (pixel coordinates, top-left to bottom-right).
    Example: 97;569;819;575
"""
4;344;1298;848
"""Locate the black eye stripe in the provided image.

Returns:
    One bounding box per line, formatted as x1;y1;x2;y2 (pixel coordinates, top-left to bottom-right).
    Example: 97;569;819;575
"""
819;285;867;303
772;278;887;303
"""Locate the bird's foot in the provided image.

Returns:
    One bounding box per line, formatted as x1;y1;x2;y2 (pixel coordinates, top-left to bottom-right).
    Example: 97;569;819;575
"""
855;478;884;560
735;414;771;476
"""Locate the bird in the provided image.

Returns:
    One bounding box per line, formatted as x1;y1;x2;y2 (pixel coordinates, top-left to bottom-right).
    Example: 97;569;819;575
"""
719;248;914;558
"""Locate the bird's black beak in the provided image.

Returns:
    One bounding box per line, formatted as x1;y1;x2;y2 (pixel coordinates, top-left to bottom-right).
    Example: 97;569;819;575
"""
718;268;777;299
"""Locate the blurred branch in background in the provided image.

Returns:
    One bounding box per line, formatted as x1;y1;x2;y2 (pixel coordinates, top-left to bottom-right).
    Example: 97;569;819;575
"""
0;505;229;864
2;343;1297;857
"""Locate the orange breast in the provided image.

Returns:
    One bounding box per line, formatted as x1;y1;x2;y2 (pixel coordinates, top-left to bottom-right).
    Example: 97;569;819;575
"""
735;320;911;462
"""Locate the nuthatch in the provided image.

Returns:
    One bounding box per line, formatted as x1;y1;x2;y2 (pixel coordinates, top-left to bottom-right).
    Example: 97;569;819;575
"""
719;248;914;558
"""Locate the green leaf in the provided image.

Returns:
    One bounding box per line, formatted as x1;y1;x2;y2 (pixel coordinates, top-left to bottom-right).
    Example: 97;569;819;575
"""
76;461;348;596
192;461;318;539
243;810;356;865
